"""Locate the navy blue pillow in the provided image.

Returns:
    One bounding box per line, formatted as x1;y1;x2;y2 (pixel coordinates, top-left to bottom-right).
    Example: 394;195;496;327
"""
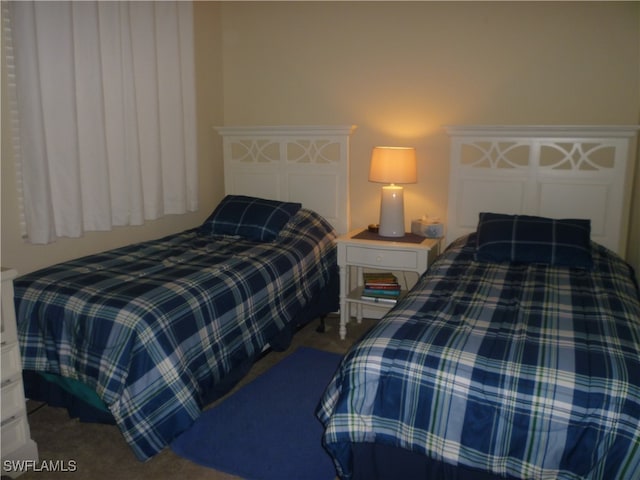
475;212;592;269
200;195;301;242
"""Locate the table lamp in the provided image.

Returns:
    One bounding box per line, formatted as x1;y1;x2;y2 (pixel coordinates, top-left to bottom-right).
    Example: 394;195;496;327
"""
369;146;417;237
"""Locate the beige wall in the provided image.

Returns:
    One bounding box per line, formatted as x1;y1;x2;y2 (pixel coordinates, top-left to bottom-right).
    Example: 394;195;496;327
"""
2;1;639;276
628;6;640;282
1;2;225;275
631;137;640;282
221;1;639;259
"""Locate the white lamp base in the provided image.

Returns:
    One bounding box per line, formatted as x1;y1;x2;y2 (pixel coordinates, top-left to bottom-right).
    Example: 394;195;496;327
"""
378;185;405;237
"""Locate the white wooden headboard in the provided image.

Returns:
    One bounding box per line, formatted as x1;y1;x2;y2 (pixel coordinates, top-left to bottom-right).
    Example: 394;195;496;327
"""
445;125;639;256
215;125;357;235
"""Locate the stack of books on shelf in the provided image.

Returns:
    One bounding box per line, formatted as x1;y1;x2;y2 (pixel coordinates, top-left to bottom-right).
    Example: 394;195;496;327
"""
361;272;401;304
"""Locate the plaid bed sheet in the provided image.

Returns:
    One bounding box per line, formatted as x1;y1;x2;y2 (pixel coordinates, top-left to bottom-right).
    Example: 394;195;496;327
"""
317;234;640;480
15;209;336;461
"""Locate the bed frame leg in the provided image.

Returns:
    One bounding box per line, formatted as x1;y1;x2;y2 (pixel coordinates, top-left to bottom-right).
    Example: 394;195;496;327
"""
316;315;327;333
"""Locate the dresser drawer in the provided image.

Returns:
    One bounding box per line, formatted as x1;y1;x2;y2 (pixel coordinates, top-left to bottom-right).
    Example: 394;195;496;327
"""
2;374;27;422
1;268;38;467
345;245;420;270
1;343;22;382
1;269;18;346
1;414;30;456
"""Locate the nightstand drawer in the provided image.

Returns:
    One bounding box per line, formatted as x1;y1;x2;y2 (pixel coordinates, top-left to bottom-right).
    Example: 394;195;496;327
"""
1;343;22;382
345;245;419;270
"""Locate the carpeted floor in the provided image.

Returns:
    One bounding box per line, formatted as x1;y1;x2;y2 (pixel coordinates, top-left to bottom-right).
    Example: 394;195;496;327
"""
15;314;376;480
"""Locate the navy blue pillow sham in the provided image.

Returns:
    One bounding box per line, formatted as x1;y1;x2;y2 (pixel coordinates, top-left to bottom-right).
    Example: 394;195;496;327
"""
475;212;592;269
200;195;301;242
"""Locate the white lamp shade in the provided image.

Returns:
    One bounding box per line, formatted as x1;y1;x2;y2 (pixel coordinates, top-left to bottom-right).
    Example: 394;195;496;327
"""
369;146;417;237
369;146;417;184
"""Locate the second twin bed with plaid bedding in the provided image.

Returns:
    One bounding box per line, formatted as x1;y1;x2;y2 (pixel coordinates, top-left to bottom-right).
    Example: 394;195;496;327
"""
318;229;640;480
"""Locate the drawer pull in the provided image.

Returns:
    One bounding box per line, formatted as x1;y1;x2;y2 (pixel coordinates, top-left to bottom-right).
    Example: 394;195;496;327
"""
1;414;18;427
2;377;14;387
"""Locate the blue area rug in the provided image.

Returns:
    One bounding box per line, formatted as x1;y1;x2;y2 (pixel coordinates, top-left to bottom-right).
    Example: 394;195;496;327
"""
170;347;342;480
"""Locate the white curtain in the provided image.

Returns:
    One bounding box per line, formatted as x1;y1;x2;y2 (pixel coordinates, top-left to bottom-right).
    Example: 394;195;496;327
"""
6;1;198;244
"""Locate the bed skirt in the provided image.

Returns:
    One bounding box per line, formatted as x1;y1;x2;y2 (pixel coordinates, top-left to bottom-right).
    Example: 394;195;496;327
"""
351;443;520;480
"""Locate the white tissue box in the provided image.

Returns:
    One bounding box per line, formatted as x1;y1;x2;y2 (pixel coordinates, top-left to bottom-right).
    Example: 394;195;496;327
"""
411;219;444;238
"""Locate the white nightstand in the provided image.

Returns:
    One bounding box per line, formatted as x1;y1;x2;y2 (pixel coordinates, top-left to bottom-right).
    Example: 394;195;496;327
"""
2;268;38;478
336;229;442;339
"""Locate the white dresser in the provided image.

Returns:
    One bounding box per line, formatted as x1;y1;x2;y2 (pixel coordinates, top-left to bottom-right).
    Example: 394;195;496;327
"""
1;268;38;478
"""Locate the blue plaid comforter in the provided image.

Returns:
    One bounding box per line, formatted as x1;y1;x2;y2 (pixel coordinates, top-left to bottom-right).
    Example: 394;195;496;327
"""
318;234;640;480
15;209;336;461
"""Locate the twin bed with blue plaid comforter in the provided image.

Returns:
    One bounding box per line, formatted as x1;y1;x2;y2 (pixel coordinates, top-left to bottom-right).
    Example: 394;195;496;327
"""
15;206;337;461
318;233;640;480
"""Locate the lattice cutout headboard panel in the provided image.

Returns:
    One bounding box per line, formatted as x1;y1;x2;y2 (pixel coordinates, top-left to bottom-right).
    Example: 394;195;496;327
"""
215;125;357;235
445;125;639;256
